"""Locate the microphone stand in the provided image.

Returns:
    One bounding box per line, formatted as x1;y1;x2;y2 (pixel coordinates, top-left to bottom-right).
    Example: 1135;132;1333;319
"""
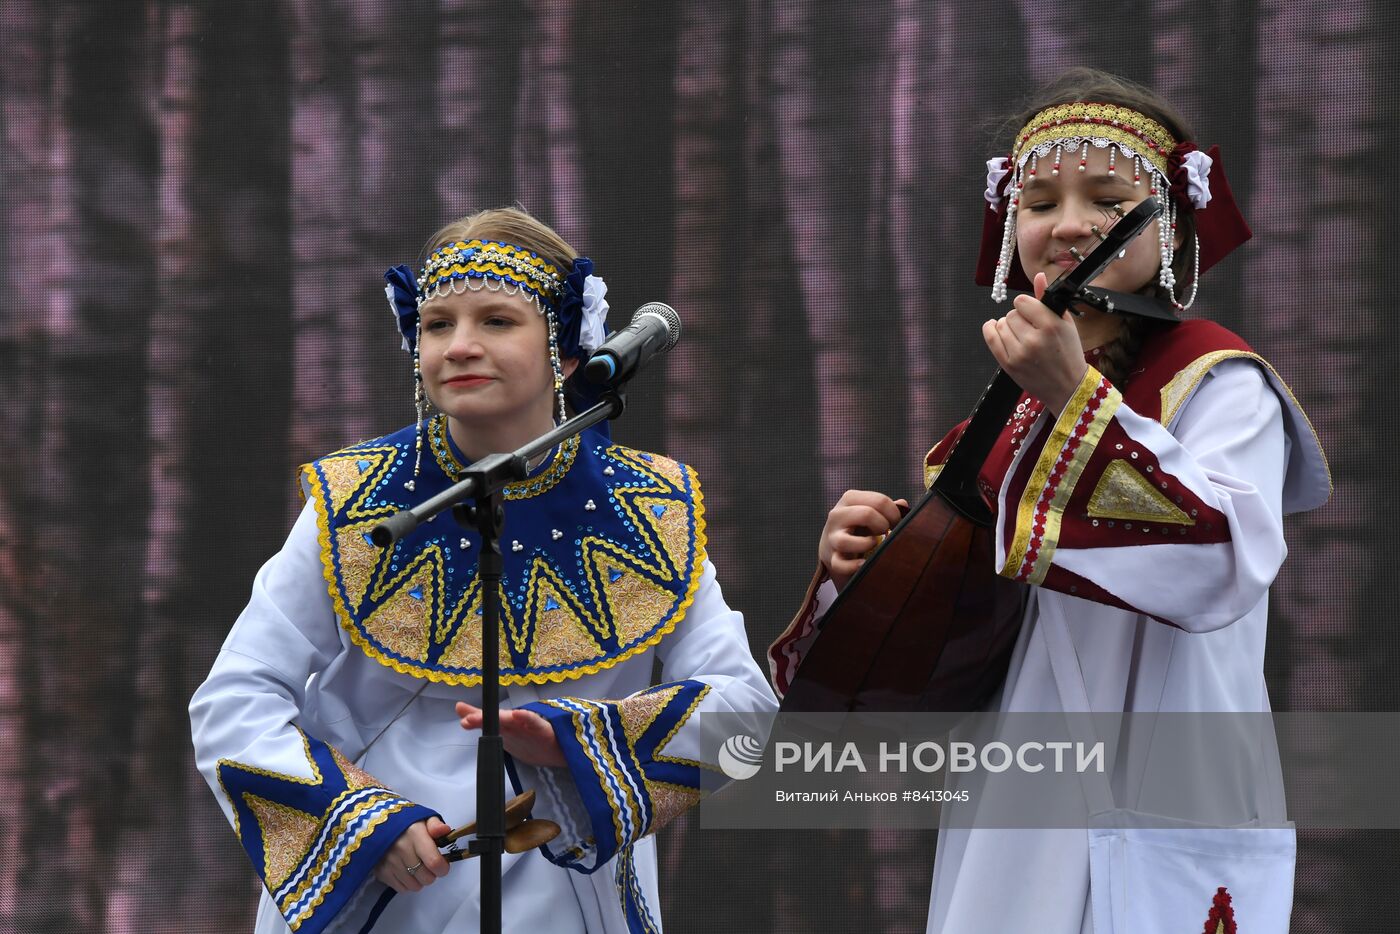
370;388;626;933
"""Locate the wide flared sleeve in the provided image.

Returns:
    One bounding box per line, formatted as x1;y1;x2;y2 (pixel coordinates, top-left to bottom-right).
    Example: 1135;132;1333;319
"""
991;358;1299;631
189;503;438;934
511;559;777;874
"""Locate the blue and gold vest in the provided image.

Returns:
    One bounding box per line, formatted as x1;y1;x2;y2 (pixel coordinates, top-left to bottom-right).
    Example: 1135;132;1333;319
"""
299;416;707;685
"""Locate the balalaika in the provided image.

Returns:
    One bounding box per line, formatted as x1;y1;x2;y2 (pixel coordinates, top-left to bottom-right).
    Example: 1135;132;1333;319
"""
780;198;1165;712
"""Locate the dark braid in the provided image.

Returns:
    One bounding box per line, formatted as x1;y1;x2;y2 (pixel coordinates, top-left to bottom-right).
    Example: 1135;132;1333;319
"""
1095;314;1168;388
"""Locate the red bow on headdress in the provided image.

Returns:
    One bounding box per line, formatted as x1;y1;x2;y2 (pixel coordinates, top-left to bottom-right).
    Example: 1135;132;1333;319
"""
1168;142;1252;274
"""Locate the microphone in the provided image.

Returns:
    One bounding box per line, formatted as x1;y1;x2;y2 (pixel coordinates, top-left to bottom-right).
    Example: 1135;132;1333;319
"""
582;302;681;387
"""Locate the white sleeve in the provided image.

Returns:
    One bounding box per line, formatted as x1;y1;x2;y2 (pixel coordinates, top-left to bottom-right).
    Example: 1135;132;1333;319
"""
188;502;436;934
993;359;1288;632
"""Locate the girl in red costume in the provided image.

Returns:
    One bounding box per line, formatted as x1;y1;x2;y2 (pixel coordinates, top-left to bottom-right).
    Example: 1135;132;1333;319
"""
770;68;1330;934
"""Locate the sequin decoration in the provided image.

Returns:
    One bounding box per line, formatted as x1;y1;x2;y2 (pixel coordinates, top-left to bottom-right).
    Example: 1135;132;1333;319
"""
427;413;579;500
313;448;398;519
588;550;679;645
1086;459;1194;525
334;525;381;611
304;423;705;687
361;551;445;663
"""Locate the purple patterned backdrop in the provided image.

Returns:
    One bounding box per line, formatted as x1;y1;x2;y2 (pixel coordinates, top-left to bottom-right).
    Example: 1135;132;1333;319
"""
0;0;1395;930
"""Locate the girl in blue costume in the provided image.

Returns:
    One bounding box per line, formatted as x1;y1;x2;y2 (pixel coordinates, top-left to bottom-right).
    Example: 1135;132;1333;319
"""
191;207;777;934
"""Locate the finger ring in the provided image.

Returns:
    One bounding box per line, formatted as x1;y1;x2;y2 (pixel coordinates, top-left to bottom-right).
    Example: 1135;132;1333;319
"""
405;861;423;876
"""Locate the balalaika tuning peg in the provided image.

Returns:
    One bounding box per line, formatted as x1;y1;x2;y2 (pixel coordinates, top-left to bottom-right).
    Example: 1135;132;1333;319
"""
1074;290;1115;315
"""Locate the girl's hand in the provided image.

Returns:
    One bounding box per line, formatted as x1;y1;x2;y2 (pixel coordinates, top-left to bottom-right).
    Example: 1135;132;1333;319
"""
456;702;566;768
819;490;908;592
982;272;1088;413
373;817;451;893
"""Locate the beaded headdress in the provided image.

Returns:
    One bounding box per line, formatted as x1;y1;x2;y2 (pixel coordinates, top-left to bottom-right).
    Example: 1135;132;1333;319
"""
975;101;1251;311
383;237;609;478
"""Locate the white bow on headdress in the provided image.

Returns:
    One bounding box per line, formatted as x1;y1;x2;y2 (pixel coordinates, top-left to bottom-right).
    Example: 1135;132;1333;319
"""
579;275;609;355
984;156;1010;207
1179;149;1214;210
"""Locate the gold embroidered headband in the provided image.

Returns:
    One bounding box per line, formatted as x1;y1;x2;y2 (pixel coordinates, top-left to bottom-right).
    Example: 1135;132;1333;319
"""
1012;101;1176;178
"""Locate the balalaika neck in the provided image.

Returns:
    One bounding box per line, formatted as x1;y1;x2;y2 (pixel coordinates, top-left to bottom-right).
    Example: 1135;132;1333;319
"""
931;368;1021;527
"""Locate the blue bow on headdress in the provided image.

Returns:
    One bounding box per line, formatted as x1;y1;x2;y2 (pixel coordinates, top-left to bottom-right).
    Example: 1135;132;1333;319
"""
384;264;421;353
555;256;596;361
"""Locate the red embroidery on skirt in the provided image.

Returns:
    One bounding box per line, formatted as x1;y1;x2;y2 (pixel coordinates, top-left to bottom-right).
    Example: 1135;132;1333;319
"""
1202;886;1237;934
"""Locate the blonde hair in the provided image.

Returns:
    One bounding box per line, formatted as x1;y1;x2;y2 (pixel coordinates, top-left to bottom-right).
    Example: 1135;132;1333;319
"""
423;206;576;275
